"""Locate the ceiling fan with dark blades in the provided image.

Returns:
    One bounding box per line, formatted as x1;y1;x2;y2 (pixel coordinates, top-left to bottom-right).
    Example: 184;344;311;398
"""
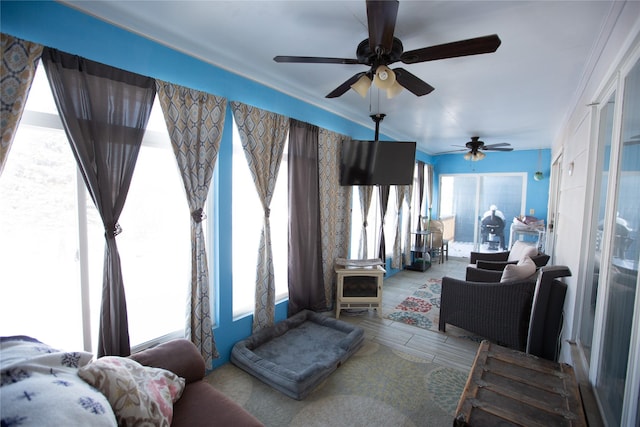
439;136;513;161
273;0;501;99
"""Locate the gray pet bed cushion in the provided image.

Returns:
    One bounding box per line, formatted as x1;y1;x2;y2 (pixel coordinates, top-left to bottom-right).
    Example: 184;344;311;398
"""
230;310;364;400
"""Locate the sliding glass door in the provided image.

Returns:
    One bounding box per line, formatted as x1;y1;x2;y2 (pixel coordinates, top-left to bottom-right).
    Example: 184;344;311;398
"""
592;56;640;427
439;173;526;255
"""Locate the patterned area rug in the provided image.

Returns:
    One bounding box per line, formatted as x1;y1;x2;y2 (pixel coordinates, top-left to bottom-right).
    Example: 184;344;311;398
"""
386;278;442;332
206;340;467;427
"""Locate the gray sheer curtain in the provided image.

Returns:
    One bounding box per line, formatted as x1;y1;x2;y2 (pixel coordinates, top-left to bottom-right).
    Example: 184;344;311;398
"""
0;33;43;175
404;180;414;265
288;119;325;316
156;80;226;367
230;101;289;332
358;186;374;258
42;48;155;357
377;186;390;260
392;185;409;269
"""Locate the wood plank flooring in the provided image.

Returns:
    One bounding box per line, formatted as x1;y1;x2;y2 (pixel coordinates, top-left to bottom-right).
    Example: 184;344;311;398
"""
337;256;480;373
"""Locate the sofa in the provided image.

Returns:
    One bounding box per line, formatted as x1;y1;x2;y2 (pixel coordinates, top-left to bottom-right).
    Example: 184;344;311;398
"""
130;338;263;427
0;336;263;427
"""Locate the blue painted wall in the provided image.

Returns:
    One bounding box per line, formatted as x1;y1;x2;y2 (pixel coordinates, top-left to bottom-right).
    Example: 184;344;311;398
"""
1;1;550;367
432;149;551;222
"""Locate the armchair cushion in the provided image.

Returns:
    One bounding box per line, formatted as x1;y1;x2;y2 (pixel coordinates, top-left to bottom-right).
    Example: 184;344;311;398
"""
507;241;538;262
500;256;536;282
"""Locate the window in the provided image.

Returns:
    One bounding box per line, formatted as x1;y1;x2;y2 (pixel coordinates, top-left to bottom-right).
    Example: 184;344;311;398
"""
0;65;189;352
231;120;288;317
349;187;380;259
383;186;398;257
349;186;404;260
115;103;191;347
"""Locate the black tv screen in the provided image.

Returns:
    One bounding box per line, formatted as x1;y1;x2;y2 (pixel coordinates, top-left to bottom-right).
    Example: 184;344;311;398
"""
340;140;416;186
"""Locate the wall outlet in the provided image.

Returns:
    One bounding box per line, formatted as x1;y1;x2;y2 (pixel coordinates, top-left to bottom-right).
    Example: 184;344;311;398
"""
529;209;535;215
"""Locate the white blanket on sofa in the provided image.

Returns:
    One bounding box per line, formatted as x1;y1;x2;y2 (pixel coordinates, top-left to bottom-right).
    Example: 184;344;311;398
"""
0;336;117;427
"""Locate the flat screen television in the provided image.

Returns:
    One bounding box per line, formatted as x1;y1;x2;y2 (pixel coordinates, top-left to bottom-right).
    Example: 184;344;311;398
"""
339;140;416;186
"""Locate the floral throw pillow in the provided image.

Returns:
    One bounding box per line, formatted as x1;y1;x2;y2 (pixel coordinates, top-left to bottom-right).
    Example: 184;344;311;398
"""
78;356;185;427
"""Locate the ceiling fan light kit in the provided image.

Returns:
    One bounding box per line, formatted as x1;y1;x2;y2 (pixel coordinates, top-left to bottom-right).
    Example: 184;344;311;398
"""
440;136;513;160
274;0;501;99
386;80;404;98
464;151;486;161
373;64;396;89
350;75;372;97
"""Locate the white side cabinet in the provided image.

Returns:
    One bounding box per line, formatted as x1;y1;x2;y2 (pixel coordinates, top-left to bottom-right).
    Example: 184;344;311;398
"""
335;265;385;319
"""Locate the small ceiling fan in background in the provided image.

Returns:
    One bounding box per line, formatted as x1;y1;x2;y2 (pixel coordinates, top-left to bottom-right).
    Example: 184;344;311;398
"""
440;136;513;161
273;0;501;99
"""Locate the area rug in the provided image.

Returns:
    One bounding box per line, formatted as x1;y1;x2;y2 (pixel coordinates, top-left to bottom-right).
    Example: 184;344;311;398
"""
386;278;442;332
385;277;485;344
206;340;468;427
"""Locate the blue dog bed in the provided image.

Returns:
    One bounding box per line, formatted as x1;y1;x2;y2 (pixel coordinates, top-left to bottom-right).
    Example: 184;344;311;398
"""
230;310;364;400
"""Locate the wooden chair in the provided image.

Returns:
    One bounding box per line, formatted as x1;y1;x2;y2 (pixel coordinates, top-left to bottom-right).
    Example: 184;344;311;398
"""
428;219;448;263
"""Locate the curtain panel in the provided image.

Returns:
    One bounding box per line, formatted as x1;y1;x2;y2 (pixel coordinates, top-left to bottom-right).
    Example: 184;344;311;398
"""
156;80;227;367
414;161;426;248
391;185;408;269
230;101;289;332
358;186;374;259
0;33;43;175
41;47;156;357
404;181;414;266
288;119;325;316
318;129;351;308
426;163;434;225
377;186;390;260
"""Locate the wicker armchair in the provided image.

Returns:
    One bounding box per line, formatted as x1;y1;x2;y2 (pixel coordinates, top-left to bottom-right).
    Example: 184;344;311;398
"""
439;266;571;352
439;276;536;351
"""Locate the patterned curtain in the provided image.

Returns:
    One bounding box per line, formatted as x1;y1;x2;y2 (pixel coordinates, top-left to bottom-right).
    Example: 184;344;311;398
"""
391;185;408;269
42;48;156;357
426;163;434;226
318;129;351;308
156;80;226;367
0;33;43;175
230;101;289;332
358;186;374;259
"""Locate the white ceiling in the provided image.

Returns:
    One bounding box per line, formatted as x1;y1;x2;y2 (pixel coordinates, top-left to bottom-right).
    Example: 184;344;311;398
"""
61;0;616;154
